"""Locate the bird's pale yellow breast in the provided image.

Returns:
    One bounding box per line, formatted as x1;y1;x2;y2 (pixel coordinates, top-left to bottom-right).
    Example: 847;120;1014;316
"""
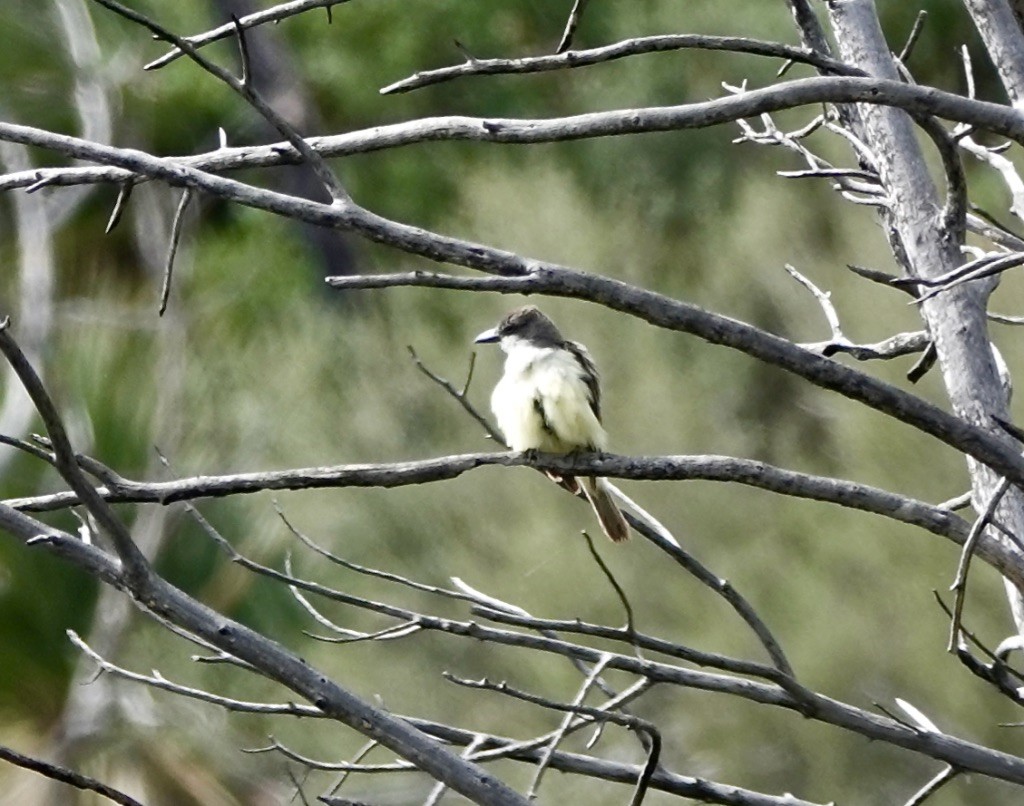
492;344;607;453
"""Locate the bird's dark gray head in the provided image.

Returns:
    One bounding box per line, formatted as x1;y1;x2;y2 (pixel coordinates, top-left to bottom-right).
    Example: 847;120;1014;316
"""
474;306;564;347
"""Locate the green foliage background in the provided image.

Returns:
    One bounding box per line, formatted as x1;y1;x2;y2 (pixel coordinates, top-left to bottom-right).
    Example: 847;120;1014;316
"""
2;1;1024;803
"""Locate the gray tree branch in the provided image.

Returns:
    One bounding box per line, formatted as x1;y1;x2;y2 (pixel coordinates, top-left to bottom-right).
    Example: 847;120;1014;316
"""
0;500;527;806
6;451;1014;583
4;74;1024;195
380;33;862;95
963;0;1024;108
827;0;1024;633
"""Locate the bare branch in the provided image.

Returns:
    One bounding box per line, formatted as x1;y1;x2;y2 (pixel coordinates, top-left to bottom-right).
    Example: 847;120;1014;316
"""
963;0;1024;108
245;736;413;773
445;673;661;806
7;74;1024;198
963;136;1024;221
526;654;611;798
90;0;350;204
912;252;1024;303
784;264;930;358
949;477;1013;651
409;714;828;805
382;33;861;95
68;630;323;718
786;264;844;341
104;180;134;233
803;330;930;361
0;433;55;466
0;744;144;806
968;211;1024;251
1;506;528;803
896;10;928;64
556;0;589;54
322;740;381;800
0;320;150;584
189;523;1024;780
145;0;346;70
8;451;1013;582
159;188;192;316
408;346;502;442
579;531;636;635
470;605;784;682
904;765;960;806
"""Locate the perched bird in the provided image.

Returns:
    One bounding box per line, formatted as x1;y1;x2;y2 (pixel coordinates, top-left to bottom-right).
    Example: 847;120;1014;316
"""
474;306;629;542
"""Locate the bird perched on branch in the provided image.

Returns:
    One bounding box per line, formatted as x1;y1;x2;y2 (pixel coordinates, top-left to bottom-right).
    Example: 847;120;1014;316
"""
474;306;629;542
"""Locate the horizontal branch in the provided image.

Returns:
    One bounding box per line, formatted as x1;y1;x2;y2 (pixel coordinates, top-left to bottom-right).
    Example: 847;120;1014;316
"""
800;329;930;360
406;716;825;806
5;80;1024;500
7;478;1024;791
69;629;815;805
256;552;1024;786
7;451;1020;586
3;75;1023;194
381;33;862;95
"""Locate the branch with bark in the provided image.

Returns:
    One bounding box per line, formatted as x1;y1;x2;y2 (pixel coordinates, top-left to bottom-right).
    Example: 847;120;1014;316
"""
2;1;1024;802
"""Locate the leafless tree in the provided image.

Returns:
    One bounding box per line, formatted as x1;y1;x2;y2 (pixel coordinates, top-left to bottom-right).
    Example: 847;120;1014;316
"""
4;1;1024;804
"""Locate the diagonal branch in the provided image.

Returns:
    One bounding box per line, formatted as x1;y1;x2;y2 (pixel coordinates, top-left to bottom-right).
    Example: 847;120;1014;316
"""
90;0;350;204
556;0;590;54
145;0;347;70
0;320;150;585
0;508;528;805
0;744;143;806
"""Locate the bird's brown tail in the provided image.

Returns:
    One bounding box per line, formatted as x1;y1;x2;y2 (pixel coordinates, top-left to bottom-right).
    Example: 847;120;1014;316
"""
583;477;629;542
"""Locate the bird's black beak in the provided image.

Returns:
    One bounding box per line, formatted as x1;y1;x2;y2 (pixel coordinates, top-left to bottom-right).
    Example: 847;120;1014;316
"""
474;327;500;344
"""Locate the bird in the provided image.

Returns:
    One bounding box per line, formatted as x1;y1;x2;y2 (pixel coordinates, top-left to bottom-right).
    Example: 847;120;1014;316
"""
474;306;629;542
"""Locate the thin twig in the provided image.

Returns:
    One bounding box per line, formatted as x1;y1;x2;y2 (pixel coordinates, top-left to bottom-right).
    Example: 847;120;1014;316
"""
159;188;192;316
897;11;928;65
913;252;1024;303
68;630;322;717
580;531;637;638
933;591;1024;687
527;654;612;798
904;765;959;806
277;504;491;607
144;0;346;70
786;264;844;341
91;0;350;204
323;740;380;799
444;673;661;806
245;736;415;773
556;0;590;54
408;346;502;442
0;433;56;466
381;33;862;95
104;179;134;233
948;477;1012;652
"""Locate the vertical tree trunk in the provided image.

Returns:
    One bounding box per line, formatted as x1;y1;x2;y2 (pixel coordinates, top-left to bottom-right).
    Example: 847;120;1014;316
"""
826;0;1024;628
